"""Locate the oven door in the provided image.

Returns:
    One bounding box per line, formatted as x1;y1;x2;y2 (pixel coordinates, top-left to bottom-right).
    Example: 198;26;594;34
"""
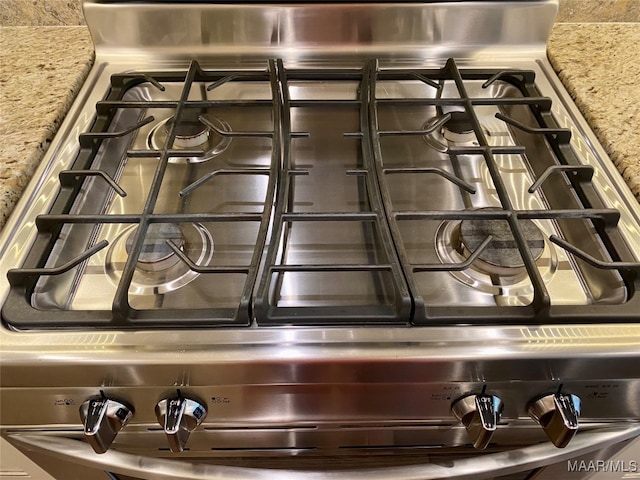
7;424;640;480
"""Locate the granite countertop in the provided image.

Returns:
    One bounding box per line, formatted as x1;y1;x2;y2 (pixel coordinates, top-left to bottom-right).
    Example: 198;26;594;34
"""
0;26;94;230
548;23;640;205
0;24;639;232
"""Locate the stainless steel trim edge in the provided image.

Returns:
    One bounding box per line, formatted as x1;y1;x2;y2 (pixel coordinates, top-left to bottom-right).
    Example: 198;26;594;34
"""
9;424;640;480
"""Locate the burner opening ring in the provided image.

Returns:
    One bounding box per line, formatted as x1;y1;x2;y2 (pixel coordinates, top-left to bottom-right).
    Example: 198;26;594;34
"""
435;217;559;297
148;113;232;163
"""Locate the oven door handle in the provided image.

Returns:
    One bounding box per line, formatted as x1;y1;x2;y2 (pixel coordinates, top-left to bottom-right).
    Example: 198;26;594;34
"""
9;424;640;480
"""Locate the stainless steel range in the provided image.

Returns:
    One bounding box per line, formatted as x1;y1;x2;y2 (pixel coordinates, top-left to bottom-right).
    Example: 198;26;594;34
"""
1;1;640;479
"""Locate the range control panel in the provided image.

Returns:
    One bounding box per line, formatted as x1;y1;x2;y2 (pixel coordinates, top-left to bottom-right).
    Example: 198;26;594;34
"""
2;380;636;454
73;386;586;454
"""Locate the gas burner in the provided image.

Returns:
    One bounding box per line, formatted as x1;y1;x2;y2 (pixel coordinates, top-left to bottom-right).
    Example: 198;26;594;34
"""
423;112;509;152
442;111;476;144
172;115;210;149
148;110;232;163
125;223;184;273
105;223;214;296
422;111;479;152
435;213;558;298
459;215;545;275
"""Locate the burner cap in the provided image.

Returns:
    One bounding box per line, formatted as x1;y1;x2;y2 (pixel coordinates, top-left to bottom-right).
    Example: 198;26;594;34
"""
435;217;559;298
459;216;545;270
126;223;184;272
442;111;476;144
444;111;473;135
149;113;232;163
166;110;210;148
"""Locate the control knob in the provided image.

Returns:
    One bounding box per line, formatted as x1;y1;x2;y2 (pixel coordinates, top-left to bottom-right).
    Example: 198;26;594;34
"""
528;392;581;448
451;390;503;450
79;393;134;454
155;392;207;452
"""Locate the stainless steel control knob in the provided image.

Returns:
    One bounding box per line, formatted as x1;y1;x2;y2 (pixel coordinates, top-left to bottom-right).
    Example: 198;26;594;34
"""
79;394;134;454
155;393;207;452
451;392;503;450
528;392;581;448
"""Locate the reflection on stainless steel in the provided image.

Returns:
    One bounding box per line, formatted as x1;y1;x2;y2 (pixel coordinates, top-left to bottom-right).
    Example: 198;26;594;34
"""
1;0;640;476
81;1;557;63
8;425;640;480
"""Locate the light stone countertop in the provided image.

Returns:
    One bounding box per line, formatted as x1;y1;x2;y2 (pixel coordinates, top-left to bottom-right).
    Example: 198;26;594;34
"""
0;24;638;232
548;23;640;206
0;26;94;230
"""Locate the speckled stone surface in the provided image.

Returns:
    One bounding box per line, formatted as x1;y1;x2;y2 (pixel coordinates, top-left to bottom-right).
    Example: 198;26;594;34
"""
549;23;640;202
0;0;84;26
0;26;93;230
557;0;640;23
1;0;639;27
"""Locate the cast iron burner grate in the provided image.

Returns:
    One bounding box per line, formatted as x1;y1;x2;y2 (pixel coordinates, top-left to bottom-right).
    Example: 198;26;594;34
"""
3;58;640;330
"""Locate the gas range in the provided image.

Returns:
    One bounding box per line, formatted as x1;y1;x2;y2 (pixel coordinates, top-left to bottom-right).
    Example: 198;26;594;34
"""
1;1;640;479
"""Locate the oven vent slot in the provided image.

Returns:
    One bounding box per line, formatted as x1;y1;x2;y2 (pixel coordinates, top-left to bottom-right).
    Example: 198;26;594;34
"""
209;447;318;452
339;444;445;449
338;422;453;429
204;425;318;431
